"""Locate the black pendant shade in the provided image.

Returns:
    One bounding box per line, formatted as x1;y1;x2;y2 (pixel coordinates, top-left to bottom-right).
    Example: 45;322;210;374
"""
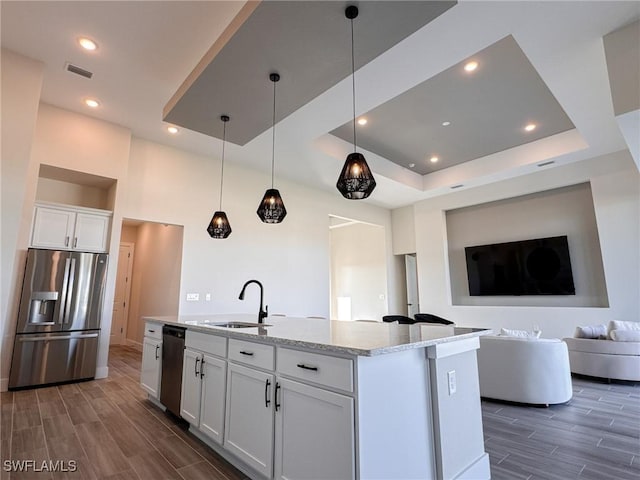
207;115;232;239
257;188;287;223
336;5;376;200
257;72;287;223
336;153;377;200
207;211;232;239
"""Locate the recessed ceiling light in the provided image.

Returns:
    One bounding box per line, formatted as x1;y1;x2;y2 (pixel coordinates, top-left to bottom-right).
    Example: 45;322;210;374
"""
78;37;97;51
357;117;367;126
441;121;451;126
430;156;439;163
524;123;537;132
408;163;416;168
84;98;100;108
167;126;179;134
464;61;478;72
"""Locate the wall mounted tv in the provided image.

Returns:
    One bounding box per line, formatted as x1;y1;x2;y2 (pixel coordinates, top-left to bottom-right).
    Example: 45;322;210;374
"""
465;235;576;296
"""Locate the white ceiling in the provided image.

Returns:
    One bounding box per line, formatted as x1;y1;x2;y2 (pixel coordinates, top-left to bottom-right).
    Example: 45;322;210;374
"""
1;1;638;209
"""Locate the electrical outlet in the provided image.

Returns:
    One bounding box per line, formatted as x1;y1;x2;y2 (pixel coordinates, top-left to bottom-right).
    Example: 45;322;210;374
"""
447;370;457;395
205;293;211;301
186;293;199;301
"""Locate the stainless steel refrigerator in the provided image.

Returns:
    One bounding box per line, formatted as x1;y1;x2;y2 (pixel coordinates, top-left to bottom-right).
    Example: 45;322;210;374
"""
9;248;108;389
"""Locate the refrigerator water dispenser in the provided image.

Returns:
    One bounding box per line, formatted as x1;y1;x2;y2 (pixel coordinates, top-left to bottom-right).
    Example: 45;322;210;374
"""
28;291;58;324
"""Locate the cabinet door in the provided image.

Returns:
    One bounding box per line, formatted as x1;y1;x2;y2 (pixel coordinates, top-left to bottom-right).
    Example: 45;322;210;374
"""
31;207;75;249
199;354;227;444
274;378;355;480
224;363;274;478
180;349;203;426
74;213;110;252
140;337;162;398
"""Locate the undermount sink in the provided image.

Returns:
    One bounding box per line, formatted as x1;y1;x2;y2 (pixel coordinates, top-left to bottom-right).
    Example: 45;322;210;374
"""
204;321;271;328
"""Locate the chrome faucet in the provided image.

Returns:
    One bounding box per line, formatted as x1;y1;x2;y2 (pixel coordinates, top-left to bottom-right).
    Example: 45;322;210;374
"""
239;280;268;324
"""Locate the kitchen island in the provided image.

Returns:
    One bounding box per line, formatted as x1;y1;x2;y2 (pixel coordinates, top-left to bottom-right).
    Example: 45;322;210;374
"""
141;314;492;480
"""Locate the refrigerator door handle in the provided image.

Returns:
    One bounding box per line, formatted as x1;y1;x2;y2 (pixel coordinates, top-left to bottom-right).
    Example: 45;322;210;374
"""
18;332;99;342
62;257;76;324
58;257;72;324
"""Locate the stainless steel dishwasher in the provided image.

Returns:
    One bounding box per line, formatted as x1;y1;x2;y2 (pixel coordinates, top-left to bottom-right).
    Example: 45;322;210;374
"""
160;325;185;417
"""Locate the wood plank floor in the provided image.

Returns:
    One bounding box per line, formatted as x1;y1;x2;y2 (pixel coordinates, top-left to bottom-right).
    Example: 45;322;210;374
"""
482;376;640;480
1;346;248;480
2;345;639;479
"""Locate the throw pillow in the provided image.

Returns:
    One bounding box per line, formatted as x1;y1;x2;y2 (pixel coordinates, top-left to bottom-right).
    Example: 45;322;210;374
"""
610;330;640;342
609;320;640;331
574;324;607;339
500;328;541;339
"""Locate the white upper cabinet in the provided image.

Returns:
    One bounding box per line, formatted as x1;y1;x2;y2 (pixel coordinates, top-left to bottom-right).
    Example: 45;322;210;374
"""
31;203;111;252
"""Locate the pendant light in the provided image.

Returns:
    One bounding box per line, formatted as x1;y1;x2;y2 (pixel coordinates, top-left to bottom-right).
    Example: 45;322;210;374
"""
336;5;376;200
207;115;232;239
257;73;287;223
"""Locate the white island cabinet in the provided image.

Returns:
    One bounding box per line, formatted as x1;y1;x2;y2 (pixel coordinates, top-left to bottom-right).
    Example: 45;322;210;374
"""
180;331;227;444
140;322;162;399
143;315;491;480
274;347;355;480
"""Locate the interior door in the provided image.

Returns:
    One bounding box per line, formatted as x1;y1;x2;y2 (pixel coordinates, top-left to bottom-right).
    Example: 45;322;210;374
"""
405;254;419;317
111;243;134;345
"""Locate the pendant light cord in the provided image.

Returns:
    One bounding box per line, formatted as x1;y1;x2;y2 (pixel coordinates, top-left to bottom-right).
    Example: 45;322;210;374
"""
219;120;226;209
350;15;357;152
271;78;276;189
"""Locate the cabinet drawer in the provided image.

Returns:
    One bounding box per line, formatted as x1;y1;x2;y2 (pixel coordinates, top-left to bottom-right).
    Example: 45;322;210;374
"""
144;322;162;340
277;348;354;393
186;330;227;358
228;339;274;371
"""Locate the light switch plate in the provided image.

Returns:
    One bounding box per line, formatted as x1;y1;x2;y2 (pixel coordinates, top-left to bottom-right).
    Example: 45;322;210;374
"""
186;293;199;301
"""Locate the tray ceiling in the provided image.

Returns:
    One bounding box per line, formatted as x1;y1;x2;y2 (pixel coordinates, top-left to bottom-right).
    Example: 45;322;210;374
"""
163;1;456;145
330;35;576;175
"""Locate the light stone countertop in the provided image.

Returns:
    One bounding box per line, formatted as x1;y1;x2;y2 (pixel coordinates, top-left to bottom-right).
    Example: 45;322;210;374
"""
143;314;492;356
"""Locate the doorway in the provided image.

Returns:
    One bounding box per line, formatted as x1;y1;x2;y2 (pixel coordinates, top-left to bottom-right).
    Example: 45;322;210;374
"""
329;215;388;321
118;220;183;348
110;242;134;345
405;254;419;317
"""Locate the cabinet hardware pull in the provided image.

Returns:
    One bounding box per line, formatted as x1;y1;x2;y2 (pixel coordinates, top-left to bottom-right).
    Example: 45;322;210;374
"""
239;351;254;356
297;363;318;371
200;358;205;378
149;330;155;333
275;382;281;411
65;236;70;247
195;357;200;377
73;237;78;248
155;344;159;360
265;379;271;408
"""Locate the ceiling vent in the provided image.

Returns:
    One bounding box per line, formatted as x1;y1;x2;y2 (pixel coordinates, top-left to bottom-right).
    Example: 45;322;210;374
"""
64;62;93;79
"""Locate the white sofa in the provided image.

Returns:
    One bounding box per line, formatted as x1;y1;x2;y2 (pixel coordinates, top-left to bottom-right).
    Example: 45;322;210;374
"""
563;337;640;381
477;336;573;405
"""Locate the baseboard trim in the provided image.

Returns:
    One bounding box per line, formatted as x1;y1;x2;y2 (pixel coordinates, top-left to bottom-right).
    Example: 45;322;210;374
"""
95;366;109;379
126;339;143;352
0;378;8;392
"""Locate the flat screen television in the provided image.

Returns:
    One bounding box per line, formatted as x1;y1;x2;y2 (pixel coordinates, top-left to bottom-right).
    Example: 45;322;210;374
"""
464;235;575;296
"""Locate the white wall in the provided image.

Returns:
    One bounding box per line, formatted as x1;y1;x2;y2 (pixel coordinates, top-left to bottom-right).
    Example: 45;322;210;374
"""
412;150;639;339
124;137;402;320
0;50;43;391
330;223;388;321
446;183;608;307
